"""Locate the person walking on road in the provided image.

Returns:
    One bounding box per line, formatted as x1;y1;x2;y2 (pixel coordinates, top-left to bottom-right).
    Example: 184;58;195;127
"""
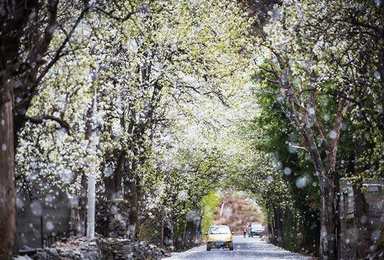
243;223;249;238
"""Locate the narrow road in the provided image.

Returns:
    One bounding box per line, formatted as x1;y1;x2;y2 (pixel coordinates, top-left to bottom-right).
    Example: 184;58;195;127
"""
165;236;312;260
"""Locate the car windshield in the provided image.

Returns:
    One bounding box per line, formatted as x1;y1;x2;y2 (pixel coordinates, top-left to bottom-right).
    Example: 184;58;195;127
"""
251;223;263;230
209;225;231;234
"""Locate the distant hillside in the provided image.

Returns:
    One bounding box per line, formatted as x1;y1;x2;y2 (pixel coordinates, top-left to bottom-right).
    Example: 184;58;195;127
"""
213;193;264;234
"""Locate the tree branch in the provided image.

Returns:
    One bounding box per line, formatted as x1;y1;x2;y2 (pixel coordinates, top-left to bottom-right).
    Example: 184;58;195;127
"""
95;7;137;21
25;115;70;131
326;99;350;173
36;6;89;85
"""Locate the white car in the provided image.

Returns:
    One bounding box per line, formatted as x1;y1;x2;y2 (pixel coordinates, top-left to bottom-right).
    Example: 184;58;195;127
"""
206;225;234;251
249;223;264;237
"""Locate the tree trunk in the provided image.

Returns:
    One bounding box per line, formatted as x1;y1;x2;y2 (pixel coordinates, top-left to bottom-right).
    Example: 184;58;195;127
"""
160;218;165;247
1;1;33;257
0;88;16;259
124;174;139;239
103;152;124;236
319;173;338;260
275;207;283;244
79;173;88;235
271;206;278;243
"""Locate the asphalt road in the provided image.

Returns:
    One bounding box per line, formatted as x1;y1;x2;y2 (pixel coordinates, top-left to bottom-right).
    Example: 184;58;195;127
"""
165;236;312;260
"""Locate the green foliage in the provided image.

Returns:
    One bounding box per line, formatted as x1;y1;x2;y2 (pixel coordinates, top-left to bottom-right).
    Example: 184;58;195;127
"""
200;192;221;236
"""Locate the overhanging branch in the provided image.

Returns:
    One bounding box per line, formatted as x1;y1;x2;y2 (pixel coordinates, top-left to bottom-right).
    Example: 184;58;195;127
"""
25;115;71;131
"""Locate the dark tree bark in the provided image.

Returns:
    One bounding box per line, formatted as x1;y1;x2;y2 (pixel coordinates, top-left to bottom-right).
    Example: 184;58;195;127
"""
123;158;140;239
0;87;16;259
0;1;38;257
318;173;338;260
79;173;88;235
103;152;125;236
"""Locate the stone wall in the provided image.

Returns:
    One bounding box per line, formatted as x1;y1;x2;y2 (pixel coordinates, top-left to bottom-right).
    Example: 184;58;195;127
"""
31;237;166;260
339;179;384;259
16;190;73;250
